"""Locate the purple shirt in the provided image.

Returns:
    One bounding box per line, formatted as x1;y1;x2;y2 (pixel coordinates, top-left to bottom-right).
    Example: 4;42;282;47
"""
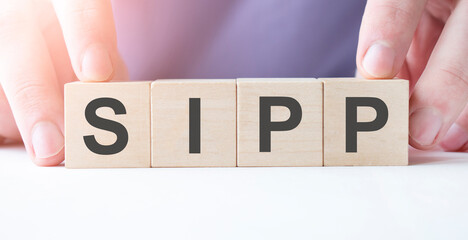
112;0;366;80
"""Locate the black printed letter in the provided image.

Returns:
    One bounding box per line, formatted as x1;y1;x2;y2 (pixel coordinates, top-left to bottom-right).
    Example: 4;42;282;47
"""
83;97;129;155
346;97;388;153
259;97;302;152
189;98;201;154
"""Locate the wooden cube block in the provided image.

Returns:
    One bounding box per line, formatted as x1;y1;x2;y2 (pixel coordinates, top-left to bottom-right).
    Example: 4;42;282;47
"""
322;78;408;166
151;79;237;167
65;82;151;168
237;78;323;167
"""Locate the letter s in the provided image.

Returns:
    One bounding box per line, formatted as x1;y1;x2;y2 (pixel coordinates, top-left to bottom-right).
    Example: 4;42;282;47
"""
83;97;129;155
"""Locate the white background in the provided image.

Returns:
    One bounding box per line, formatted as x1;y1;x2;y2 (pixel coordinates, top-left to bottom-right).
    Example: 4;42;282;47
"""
1;144;467;240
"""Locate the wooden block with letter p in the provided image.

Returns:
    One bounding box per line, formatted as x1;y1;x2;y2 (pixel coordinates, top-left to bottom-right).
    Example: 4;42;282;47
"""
322;78;409;166
65;81;151;168
151;79;237;167
237;78;323;167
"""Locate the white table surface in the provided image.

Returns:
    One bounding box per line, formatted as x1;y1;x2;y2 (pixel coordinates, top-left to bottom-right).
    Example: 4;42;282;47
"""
1;144;467;240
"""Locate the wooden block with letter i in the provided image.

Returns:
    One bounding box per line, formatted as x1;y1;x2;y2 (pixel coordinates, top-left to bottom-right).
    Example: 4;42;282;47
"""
65;81;151;168
322;78;409;166
237;78;323;167
151;79;237;167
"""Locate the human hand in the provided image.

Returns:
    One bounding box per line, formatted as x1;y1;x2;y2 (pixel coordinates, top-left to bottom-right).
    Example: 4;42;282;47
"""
0;0;128;166
356;0;468;151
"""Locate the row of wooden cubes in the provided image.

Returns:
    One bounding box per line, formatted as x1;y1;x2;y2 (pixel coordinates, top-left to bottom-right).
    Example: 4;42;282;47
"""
65;78;408;168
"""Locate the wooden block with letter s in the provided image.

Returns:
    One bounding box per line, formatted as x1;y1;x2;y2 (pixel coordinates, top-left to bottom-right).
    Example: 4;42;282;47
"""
322;78;409;166
151;79;237;167
237;78;323;167
65;81;151;168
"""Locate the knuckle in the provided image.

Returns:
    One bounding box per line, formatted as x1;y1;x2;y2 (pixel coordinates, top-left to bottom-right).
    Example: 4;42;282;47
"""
10;81;49;113
439;63;468;89
69;5;100;20
61;0;107;19
369;1;416;34
376;2;413;21
0;2;32;40
58;0;108;34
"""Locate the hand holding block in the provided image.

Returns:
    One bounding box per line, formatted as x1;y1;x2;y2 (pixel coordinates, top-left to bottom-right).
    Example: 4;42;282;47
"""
65;82;151;168
151;79;237;167
237;78;323;167
322;78;408;166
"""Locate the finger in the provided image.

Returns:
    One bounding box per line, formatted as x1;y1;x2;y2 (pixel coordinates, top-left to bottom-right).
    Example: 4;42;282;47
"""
0;3;64;166
397;10;445;93
357;0;427;78
0;84;21;141
51;0;128;82
409;1;468;149
440;104;468;152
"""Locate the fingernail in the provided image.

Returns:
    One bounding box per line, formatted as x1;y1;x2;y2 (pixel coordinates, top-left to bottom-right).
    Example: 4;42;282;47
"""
441;124;468;151
31;121;64;159
409;108;443;146
362;41;395;78
81;43;113;81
